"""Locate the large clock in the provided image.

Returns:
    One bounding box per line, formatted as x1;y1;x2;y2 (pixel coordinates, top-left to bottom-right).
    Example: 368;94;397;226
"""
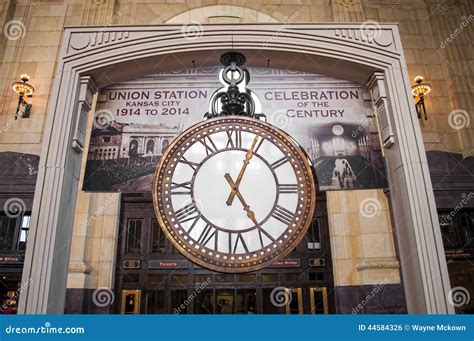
153;116;316;272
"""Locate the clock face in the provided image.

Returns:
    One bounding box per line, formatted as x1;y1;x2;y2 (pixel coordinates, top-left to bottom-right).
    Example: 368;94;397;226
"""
153;116;316;272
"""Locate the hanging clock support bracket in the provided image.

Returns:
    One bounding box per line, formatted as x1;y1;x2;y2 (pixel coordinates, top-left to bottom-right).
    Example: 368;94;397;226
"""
205;52;266;120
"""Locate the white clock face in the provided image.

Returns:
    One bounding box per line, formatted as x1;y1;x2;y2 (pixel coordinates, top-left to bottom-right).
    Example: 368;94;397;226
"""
153;116;315;272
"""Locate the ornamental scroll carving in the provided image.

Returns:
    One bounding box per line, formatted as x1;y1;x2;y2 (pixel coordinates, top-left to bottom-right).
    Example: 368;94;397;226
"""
334;27;394;48
332;0;365;22
81;0;116;25
72;76;97;154
70;31;130;52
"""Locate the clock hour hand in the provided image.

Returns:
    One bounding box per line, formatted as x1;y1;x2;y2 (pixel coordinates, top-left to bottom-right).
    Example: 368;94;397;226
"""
224;173;261;228
226;134;260;206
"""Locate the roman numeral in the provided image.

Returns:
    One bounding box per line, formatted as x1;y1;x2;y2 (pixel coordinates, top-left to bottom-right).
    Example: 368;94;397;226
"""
196;224;217;249
180;156;199;170
175;203;198;223
199;135;218;156
278;184;298;194
230;233;249;254
258;228;276;248
226;130;242;148
270;157;289;170
170;181;192;195
185;213;202;234
272;205;295;225
253;136;264;154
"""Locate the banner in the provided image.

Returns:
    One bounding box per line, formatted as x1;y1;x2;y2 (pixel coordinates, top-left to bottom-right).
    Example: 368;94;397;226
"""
83;67;387;192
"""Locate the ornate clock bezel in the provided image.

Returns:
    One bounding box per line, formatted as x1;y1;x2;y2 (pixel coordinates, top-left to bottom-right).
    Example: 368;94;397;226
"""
152;116;316;273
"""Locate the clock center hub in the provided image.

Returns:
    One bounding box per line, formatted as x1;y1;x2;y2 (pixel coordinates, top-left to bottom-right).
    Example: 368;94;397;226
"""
193;149;277;232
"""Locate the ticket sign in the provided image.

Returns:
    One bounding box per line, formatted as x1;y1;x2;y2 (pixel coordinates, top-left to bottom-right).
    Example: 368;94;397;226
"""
83;67;387;192
0;256;22;263
270;259;301;268
148;260;188;269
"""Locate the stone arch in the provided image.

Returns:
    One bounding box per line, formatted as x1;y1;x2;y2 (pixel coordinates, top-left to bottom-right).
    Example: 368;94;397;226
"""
19;24;452;315
145;139;155;154
129;139;139;156
161;139;170;154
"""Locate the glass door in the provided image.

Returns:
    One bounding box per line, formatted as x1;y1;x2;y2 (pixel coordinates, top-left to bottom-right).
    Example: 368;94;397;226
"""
120;290;141;314
285;288;303;314
310;287;329;314
235;289;257;314
216;290;234;314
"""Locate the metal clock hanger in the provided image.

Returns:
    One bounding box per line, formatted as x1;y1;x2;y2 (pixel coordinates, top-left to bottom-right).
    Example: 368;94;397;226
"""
205;52;265;120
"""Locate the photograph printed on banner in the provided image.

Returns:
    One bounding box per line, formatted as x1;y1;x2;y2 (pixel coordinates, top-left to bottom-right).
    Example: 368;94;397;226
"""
83;67;388;193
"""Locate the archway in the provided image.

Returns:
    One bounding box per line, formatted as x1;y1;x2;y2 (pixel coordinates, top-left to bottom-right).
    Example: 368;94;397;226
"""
18;24;452;314
129;140;139;156
145;139;155;155
161;139;169;154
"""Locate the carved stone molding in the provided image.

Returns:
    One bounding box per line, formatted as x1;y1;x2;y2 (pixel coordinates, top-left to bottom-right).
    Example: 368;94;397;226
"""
368;72;395;149
66;25;397;59
70;31;130;52
332;0;365;22
81;0;116;26
69;261;92;274
0;0;16;72
72;76;97;154
427;0;466;11
335;27;394;48
356;258;400;271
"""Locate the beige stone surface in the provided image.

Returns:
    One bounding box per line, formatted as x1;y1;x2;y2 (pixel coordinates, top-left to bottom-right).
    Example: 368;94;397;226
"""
65;93;121;289
327;189;401;286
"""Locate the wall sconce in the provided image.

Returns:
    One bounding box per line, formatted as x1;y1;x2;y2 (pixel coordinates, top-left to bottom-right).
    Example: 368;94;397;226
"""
12;74;34;120
411;75;431;120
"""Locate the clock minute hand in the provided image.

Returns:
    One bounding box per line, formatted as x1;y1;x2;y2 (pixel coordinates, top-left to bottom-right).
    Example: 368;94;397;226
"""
224;174;261;228
226;134;260;206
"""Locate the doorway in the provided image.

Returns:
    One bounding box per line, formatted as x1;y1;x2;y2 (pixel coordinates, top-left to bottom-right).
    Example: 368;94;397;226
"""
115;193;334;314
